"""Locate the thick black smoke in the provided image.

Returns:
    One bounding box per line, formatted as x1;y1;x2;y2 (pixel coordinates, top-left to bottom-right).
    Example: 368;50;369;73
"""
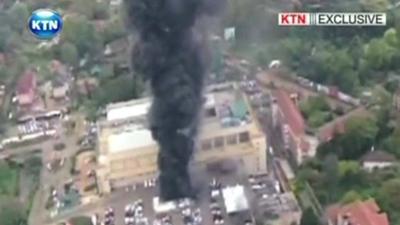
125;0;222;201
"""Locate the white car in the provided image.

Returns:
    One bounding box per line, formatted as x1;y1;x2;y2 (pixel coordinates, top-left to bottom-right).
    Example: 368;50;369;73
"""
182;208;191;216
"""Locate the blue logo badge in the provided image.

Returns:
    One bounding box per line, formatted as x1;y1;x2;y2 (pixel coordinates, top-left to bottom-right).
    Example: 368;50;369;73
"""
28;9;63;40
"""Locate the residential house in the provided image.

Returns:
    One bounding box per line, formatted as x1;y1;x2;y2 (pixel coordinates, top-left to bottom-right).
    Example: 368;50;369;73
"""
52;79;69;100
326;199;390;225
103;37;130;70
50;60;71;100
16;70;37;106
272;89;315;165
76;78;99;96
361;149;397;171
104;37;129;57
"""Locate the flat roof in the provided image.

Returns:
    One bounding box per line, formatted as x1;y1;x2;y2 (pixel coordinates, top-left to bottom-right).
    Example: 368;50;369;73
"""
106;99;151;121
108;128;155;153
101;82;261;153
222;185;249;214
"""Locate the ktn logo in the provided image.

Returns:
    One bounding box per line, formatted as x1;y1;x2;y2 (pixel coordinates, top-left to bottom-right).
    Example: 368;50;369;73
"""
28;9;63;40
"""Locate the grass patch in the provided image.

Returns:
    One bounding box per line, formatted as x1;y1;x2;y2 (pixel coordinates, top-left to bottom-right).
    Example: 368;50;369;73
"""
300;96;336;128
0;160;20;196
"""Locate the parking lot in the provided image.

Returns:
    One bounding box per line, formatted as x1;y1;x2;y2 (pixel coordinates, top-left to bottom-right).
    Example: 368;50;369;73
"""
83;165;277;225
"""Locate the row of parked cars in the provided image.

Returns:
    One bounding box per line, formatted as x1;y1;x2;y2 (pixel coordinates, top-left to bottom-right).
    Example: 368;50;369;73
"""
125;199;148;225
91;207;115;225
18;120;52;135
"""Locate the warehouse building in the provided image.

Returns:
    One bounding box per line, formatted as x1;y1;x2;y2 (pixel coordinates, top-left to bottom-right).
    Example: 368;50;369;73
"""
96;83;267;193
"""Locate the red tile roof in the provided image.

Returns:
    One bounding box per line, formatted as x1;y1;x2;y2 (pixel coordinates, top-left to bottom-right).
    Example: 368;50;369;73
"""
327;199;390;225
16;70;36;94
318;121;345;142
274;89;305;136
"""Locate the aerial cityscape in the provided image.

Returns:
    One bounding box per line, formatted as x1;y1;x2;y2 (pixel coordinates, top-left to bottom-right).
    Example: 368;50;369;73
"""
0;0;399;225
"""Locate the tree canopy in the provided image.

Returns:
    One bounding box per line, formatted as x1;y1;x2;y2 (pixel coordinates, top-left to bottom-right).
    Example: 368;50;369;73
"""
300;208;320;225
62;16;103;58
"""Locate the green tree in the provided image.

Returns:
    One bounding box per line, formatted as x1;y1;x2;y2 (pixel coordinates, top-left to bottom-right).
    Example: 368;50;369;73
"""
0;25;13;52
300;208;320;225
302;44;359;93
70;0;109;20
62;16;103;57
7;2;30;33
92;75;141;107
360;0;390;11
279;37;313;69
383;128;400;158
0;198;27;225
70;0;96;19
93;1;109;20
362;38;396;72
341;190;362;204
59;42;79;67
223;0;271;42
338;161;361;178
300;96;330;117
322;154;339;201
383;28;399;47
24;156;42;177
101;18;127;44
378;178;400;211
340;116;378;159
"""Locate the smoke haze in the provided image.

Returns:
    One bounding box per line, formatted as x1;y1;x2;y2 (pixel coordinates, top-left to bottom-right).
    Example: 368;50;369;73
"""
125;0;222;200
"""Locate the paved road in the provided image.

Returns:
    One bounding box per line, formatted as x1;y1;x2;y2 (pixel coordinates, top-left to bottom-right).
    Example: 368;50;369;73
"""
27;117;86;225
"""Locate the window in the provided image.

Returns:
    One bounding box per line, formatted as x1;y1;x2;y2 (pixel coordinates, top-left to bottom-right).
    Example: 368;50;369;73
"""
226;134;237;145
201;139;212;151
214;136;224;148
239;132;250;143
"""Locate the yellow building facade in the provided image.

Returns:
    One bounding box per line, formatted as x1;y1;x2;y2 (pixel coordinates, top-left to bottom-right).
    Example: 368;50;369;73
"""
96;83;267;193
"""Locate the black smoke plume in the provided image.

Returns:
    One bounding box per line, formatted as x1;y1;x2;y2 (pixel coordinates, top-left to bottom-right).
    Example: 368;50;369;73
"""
125;0;222;201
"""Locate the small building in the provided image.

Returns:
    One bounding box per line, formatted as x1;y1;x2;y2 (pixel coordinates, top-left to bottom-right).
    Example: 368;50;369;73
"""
256;191;302;225
222;185;249;214
104;37;129;57
50;60;71;100
361;150;397;171
76;78;99;96
272;89;315;165
326;199;390;225
16;70;37;106
52;79;69;100
104;37;130;70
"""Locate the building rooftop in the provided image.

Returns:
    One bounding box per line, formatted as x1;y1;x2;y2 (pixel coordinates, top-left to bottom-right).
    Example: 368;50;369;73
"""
100;82;258;155
273;89;305;136
327;199;390;225
106;98;151;122
17;70;36;94
361;150;397;163
108;127;155;153
257;192;300;219
222;185;249;214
